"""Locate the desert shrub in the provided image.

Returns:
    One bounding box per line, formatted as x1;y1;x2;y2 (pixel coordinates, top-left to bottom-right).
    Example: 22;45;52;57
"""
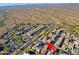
0;20;5;27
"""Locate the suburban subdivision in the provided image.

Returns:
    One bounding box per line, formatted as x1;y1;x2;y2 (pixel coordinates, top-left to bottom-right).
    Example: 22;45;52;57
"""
0;3;79;55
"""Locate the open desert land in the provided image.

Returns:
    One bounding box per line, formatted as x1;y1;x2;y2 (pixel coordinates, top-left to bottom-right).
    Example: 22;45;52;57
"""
0;7;79;37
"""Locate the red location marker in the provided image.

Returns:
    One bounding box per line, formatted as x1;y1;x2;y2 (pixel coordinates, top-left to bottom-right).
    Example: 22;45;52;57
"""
46;41;58;55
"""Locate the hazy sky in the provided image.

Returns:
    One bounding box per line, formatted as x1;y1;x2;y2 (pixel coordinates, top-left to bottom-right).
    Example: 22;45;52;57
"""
0;3;27;6
0;3;65;7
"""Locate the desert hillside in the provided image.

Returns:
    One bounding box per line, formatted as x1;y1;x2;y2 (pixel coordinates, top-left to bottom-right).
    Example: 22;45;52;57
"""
0;6;79;37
